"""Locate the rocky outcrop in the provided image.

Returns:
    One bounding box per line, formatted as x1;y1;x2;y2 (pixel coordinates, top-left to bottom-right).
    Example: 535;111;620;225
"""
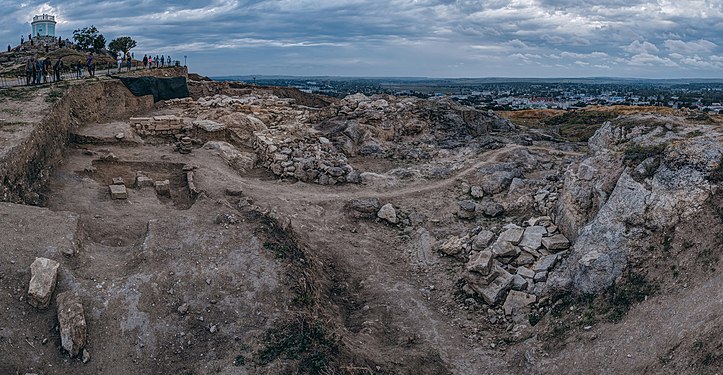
550;119;723;294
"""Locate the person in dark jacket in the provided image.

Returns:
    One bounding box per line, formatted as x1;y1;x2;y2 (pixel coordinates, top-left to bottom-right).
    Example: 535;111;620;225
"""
54;57;63;81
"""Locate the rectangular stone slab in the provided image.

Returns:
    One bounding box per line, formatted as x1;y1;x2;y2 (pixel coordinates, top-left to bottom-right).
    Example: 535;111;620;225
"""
541;234;571;251
518;226;547;250
27;257;60;309
109;184;128;199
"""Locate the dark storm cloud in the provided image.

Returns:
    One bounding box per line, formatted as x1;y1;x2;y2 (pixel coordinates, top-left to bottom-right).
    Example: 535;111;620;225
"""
1;0;722;77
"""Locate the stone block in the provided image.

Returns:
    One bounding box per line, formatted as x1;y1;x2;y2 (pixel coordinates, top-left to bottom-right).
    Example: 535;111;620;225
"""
532;254;558;273
109;184;128;199
511;274;528;291
27;257;60;309
492;240;520;258
472;230;495;251
136;176;154;188
155;180;171;196
541;234;570;251
534;271;548;283
111;177;124;185
518;226;547;249
57;292;87;357
466;250;494;275
516;266;535;279
469;266;513;306
498;225;524;244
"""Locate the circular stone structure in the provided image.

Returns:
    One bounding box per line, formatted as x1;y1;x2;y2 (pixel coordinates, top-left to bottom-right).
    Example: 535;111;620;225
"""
31;14;56;37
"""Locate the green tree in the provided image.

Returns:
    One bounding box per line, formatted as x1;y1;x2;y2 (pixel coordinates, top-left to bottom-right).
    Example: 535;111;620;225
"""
108;36;137;55
73;26;105;51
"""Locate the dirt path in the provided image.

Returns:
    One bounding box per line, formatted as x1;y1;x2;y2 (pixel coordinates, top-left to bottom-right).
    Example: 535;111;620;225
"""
235;144;583;204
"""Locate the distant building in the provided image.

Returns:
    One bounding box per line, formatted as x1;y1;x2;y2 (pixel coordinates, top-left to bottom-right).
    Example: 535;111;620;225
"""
31;14;56;37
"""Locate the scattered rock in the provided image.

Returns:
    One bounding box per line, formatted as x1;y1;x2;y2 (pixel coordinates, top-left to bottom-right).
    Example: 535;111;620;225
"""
472;230;495;250
111;177;124;185
82;349;91;363
439;236;465;256
457;200;477;220
27;257;60;309
348;198;382;217
470;186;484;199
377;203;398;224
502;291;537;315
115;132;125;140
478;201;504;217
177;303;189;315
56;292;87;357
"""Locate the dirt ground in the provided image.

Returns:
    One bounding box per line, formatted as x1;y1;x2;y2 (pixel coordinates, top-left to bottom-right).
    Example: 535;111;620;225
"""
0;82;721;375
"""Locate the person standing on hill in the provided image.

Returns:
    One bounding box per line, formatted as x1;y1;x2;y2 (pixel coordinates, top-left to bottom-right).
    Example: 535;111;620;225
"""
148;55;153;69
143;54;148;69
35;58;43;85
117;52;123;71
160;55;164;67
86;52;94;78
77;59;83;78
21;35;24;45
54;57;63;81
155;55;159;68
43;59;50;83
126;53;132;71
25;57;33;85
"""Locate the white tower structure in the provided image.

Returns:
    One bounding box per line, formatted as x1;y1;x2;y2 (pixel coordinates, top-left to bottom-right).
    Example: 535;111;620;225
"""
31;14;56;37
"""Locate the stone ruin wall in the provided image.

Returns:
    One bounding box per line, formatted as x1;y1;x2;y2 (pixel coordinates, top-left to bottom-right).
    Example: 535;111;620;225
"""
253;130;360;185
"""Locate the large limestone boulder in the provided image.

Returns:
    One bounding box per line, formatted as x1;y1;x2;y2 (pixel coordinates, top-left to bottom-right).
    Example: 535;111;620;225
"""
27;257;60;309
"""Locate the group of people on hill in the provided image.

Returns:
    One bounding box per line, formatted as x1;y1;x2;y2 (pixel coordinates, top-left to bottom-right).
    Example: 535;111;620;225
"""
116;51;134;72
24;56;65;85
142;54;172;69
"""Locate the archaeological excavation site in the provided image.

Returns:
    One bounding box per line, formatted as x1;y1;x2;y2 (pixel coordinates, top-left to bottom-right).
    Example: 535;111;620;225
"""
1;68;722;374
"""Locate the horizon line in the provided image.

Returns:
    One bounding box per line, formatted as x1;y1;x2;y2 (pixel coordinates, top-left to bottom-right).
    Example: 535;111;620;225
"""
208;74;723;81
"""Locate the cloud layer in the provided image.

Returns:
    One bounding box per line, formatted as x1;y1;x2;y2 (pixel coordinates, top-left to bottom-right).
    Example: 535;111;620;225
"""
2;0;723;77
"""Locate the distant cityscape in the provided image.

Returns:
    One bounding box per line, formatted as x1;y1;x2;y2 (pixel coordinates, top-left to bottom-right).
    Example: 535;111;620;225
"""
215;76;723;112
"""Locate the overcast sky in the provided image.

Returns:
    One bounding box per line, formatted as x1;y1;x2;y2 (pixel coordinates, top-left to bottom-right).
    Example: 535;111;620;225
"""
2;0;723;78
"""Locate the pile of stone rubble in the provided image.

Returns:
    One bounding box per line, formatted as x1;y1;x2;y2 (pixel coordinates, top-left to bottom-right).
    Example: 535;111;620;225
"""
440;216;570;317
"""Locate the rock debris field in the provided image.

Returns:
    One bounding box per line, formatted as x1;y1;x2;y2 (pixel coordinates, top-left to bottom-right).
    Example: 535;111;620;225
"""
0;71;722;374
